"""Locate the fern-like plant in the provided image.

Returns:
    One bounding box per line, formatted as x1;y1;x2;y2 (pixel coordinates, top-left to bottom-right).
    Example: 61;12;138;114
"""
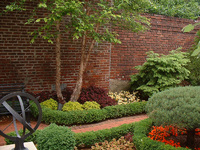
130;48;190;100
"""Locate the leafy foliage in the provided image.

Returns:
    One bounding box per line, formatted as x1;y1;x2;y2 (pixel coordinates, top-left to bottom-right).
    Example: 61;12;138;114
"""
40;98;58;110
78;86;117;108
186;30;200;86
36;124;75;150
108;91;140;105
35;88;72;103
146;86;200;129
31;100;146;125
145;0;200;19
83;101;100;110
130;49;190;100
62;101;83;111
91;136;135;150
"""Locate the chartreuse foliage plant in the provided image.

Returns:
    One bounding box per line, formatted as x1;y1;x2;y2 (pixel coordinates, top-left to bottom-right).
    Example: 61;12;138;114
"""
36;124;75;150
40;98;58;110
146;86;200;149
130;49;190;99
83;101;100;110
62;101;83;111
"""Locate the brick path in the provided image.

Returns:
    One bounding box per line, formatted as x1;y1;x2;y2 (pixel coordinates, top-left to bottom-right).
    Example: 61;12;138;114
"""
0;114;148;146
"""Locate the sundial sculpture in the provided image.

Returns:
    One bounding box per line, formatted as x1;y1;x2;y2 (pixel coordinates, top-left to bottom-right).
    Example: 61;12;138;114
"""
0;92;42;150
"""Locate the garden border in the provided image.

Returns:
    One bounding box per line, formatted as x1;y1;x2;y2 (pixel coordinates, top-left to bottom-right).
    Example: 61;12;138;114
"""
30;101;147;125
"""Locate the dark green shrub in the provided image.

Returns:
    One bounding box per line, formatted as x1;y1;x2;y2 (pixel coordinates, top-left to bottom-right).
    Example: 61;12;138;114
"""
83;101;100;110
31;101;146;125
36;124;75;150
186;30;200;86
130;49;190;100
40;98;58;110
62;101;83;111
146;86;200;149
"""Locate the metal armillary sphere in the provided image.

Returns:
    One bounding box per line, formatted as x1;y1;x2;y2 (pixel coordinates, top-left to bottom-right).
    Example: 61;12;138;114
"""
0;92;42;150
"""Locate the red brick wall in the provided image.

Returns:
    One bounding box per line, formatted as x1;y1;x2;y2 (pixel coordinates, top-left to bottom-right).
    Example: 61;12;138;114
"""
110;14;199;81
0;2;198;93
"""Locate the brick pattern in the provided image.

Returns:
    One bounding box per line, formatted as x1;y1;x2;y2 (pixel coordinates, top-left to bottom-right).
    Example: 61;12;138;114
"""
110;14;199;81
0;1;199;93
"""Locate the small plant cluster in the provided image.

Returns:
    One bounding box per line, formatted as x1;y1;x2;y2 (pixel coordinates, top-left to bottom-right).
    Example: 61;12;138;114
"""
108;91;140;105
41;99;100;111
78;86;117;108
91;136;135;150
130;49;190;100
148;125;200;149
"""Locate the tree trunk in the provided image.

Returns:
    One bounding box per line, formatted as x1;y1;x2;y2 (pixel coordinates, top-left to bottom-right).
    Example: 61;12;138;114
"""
186;128;195;149
70;24;100;102
55;21;65;106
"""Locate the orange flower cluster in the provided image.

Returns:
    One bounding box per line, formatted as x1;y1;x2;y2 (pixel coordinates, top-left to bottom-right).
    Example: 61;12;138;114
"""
148;125;200;149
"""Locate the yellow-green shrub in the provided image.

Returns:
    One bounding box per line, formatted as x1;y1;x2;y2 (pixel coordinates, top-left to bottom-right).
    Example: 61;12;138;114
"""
83;101;100;110
62;101;83;112
108;91;140;105
40;98;58;110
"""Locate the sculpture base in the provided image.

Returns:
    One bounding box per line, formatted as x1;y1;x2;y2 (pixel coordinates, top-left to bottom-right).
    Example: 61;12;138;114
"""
0;142;37;150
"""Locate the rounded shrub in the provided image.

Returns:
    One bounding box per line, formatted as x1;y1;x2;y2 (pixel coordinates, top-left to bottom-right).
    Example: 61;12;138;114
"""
36;123;75;150
62;101;83;111
40;98;58;110
83;101;100;110
146;86;200;149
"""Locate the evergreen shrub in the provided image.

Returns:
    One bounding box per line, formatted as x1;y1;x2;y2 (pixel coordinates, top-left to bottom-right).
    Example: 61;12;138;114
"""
130;49;190;100
146;86;200;148
36;124;75;150
30;101;146;125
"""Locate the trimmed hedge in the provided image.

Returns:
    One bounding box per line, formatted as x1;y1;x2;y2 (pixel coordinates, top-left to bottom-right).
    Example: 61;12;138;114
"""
6;118;192;149
5;121;136;148
132;119;190;150
30;101;147;125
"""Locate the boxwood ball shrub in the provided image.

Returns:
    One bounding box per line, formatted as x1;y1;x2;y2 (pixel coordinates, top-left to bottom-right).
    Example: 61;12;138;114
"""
36;124;75;150
146;86;200;149
62;101;83;111
83;101;100;110
40;98;58;110
130;49;190;100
